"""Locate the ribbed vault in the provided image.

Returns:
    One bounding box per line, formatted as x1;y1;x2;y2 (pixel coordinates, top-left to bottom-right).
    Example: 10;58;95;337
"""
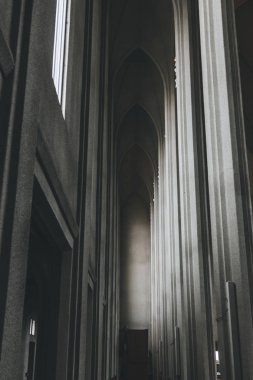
117;104;158;170
114;49;165;137
109;0;173;80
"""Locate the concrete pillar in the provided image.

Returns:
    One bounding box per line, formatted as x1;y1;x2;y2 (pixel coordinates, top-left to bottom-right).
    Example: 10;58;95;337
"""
172;0;215;378
164;55;179;380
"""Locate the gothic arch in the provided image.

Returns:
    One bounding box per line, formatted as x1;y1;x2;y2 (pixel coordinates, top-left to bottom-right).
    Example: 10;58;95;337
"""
112;46;166;91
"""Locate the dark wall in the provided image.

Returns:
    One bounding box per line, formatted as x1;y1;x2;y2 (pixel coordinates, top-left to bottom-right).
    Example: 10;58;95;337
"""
0;0;116;379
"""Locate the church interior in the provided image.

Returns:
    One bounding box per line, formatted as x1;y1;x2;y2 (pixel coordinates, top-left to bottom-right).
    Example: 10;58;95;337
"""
0;0;253;379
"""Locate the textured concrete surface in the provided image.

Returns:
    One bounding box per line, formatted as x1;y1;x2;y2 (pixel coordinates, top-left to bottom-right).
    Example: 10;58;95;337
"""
120;196;151;329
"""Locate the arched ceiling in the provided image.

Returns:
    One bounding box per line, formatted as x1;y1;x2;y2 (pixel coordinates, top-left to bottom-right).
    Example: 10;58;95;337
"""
114;49;164;134
109;0;174;205
109;0;173;80
117;104;158;169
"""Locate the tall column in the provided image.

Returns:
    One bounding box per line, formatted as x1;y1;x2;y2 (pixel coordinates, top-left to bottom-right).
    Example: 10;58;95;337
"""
164;52;180;380
198;0;253;378
172;0;215;378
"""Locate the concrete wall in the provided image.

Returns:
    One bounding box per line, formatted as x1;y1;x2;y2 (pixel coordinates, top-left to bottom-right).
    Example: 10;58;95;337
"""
0;0;119;379
120;195;151;329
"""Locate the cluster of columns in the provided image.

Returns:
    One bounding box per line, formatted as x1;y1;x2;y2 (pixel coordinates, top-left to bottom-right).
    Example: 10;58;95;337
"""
149;0;253;379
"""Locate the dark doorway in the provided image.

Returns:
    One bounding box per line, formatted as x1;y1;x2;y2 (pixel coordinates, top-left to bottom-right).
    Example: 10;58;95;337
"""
120;329;149;380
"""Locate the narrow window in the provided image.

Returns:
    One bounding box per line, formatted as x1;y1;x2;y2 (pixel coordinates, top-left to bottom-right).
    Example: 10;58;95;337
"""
29;318;36;336
215;343;221;379
52;0;71;116
25;318;37;380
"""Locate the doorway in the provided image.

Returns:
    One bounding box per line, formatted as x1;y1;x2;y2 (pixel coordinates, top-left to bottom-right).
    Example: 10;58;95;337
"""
119;329;149;380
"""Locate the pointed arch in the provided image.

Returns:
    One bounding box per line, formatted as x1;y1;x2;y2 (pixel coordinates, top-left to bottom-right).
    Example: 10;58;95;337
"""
116;103;160;143
113;47;166;94
117;104;159;170
118;142;157;179
118;144;156;205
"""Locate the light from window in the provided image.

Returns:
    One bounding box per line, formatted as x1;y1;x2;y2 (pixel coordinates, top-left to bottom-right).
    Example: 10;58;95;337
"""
216;349;221;378
52;0;71;116
29;319;36;336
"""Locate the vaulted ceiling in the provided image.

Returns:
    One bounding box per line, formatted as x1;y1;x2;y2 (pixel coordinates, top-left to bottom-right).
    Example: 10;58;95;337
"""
108;0;174;206
109;0;173;81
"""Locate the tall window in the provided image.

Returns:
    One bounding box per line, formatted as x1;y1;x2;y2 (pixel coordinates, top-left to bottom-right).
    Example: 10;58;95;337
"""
52;0;71;117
